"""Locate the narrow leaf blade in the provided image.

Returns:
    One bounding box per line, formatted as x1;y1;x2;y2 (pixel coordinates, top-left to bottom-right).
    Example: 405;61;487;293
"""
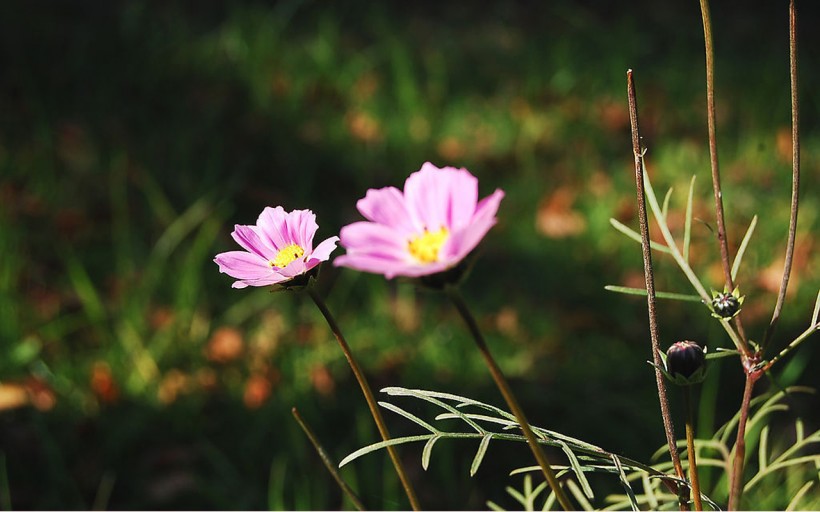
470;434;493;476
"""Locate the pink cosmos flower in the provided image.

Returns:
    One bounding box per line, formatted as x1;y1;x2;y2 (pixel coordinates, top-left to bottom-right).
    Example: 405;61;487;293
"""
334;162;504;279
214;207;339;289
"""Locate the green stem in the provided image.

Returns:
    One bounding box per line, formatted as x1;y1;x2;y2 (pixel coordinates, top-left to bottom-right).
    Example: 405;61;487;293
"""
292;407;366;511
684;388;703;511
306;287;421;511
761;321;819;372
445;286;573;511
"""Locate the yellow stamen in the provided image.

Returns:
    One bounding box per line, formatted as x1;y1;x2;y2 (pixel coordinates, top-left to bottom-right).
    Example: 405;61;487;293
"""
270;243;305;268
408;226;449;264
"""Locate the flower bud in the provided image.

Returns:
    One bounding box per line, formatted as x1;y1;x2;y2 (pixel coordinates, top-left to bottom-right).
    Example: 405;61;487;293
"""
666;341;706;379
710;287;744;319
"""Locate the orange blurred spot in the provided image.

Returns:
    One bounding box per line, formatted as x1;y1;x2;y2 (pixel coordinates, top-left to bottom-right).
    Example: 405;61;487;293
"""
0;383;29;411
243;374;272;409
310;365;335;397
536;186;587;238
775;127;793;163
345;110;382;143
495;306;519;336
206;327;244;363
91;361;120;404
150;307;175;330
25;377;56;411
437;136;465;161
158;369;189;405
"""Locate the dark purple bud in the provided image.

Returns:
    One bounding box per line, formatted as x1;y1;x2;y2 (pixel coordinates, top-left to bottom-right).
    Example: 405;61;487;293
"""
666;341;705;378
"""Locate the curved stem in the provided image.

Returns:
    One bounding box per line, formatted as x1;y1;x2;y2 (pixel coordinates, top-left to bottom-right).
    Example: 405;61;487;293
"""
627;70;688;509
445;286;573;511
306;287;421;511
684;388;703;511
292;407;366;511
762;0;801;351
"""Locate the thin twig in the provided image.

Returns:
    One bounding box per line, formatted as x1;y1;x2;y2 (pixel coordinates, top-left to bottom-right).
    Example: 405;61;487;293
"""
445;286;574;511
728;372;761;510
626;69;688;508
762;0;801;350
683;388;703;511
306;287;421;511
698;0;751;353
292;407;366;511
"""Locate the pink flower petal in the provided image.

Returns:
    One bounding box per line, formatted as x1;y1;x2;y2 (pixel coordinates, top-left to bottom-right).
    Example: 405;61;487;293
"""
338;221;409;261
404;163;479;231
231;226;275;260
309;236;340;264
356;186;417;235
214;251;274;280
443;189;505;262
256;206;290;250
286;209;319;252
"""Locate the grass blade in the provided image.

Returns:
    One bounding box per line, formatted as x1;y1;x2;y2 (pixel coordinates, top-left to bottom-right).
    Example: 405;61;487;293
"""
611;454;639;511
811;289;820;327
558;441;594;499
758;425;769;472
684;175;696;263
421;435;441;470
661;187;674;220
339;435;434;468
379;401;439;433
470;434;493;476
731;215;758;282
609;219;673;254
786;481;815;511
604;285;701;302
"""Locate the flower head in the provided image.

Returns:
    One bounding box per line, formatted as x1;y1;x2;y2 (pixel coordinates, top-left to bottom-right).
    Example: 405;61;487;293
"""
658;340;708;386
334;162;505;279
214;207;339;289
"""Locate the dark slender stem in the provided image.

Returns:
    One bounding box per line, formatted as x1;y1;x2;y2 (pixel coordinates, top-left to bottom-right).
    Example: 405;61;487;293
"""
698;0;751;355
292;407;366;511
306;287;421;511
762;0;800;351
683;388;703;511
445;286;573;511
728;372;760;510
626;70;688;508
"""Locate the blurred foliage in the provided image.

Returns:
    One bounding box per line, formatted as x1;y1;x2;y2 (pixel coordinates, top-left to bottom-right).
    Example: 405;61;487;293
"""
0;0;818;509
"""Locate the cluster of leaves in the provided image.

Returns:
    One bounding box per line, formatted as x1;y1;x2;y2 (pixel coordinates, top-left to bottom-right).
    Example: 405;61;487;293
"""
345;386;819;510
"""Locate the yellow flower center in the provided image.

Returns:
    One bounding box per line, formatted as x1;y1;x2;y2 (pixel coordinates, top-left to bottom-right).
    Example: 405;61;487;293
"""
270;243;305;268
408;227;449;264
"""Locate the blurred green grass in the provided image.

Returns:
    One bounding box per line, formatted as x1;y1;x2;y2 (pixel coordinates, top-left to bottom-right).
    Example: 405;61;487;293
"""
0;0;818;509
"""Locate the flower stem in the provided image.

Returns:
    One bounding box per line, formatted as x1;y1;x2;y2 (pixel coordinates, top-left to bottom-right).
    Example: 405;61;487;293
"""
698;0;752;354
444;286;573;511
728;371;760;510
626;70;688;509
292;407;366;511
683;388;703;511
306;286;421;511
762;0;801;351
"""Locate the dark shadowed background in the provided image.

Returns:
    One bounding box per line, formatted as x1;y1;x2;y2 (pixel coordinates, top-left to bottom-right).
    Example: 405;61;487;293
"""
0;0;818;509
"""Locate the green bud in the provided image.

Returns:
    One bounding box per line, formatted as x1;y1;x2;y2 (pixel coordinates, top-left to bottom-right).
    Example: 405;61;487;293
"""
711;287;745;319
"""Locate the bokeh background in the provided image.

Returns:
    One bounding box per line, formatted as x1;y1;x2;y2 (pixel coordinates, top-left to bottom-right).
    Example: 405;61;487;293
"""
1;0;818;509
